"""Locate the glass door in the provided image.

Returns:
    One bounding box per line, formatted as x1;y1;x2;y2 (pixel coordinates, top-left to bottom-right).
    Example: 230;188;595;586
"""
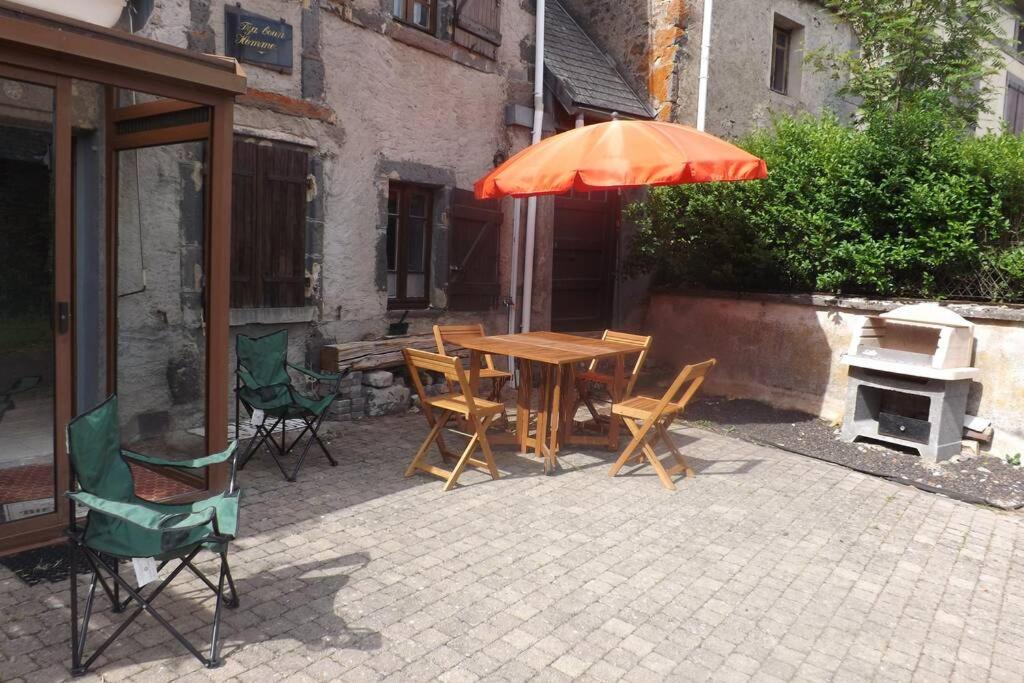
0;69;72;537
110;92;214;496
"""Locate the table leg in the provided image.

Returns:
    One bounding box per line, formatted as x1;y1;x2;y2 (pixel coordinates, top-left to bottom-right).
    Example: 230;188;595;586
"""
516;358;530;454
547;363;564;473
535;365;550;466
608;353;625;450
562;364;577;440
469;350;481;389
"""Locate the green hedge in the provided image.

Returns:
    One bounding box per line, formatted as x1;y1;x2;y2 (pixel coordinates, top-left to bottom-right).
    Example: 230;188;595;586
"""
627;107;1024;301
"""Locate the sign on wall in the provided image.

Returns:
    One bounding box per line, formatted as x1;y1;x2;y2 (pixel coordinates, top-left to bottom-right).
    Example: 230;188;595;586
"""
225;5;293;73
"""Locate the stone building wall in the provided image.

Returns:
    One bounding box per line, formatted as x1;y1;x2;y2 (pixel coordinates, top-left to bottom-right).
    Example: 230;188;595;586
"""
557;0;653;102
127;0;538;422
558;0;855;133
698;0;856;138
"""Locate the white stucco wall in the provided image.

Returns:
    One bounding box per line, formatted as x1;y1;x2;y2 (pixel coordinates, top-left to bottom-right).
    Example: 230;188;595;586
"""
978;5;1024;135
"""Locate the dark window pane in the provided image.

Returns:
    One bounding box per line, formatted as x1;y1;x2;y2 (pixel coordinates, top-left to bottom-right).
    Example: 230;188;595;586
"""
770;27;790;94
386;215;398;271
409;191;428;218
0;76;56;521
405;272;426;298
407;218;426;273
413;1;430;28
387;182;431;305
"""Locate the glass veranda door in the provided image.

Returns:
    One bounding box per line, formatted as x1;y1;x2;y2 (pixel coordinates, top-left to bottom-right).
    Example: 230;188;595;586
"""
0;68;73;541
111;94;214;494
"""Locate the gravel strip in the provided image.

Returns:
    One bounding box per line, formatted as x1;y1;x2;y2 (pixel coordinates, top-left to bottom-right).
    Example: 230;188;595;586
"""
683;397;1024;510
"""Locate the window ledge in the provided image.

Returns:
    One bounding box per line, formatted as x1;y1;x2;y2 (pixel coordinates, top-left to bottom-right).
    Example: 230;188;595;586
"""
386;307;443;319
385;20;496;74
230;306;318;326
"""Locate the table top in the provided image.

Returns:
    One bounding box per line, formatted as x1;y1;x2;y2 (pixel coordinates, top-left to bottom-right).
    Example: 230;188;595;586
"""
447;331;639;365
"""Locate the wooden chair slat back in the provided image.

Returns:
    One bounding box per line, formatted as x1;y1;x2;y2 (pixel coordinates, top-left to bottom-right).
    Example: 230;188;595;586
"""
653;358;716;419
403;347;478;412
433;323;497;370
590;330;653;396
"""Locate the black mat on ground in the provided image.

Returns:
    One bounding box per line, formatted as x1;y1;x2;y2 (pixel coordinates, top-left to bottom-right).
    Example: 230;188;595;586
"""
0;543;119;587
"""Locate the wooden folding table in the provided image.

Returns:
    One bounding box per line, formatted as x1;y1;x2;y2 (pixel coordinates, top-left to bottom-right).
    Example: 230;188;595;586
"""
445;331;641;474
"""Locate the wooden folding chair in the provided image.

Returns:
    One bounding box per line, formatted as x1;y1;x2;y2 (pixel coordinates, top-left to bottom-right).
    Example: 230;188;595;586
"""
433;324;512;425
573;330;652;428
403;348;505;491
608;358;716;490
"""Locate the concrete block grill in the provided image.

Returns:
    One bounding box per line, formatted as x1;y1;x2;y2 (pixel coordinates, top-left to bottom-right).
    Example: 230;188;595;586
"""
840;304;979;462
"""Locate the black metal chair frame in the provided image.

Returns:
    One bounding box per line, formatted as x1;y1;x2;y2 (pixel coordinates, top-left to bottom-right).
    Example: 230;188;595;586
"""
66;458;240;676
234;331;349;482
236;406;336;482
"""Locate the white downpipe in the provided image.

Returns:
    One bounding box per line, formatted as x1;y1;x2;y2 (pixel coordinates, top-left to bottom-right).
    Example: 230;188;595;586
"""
696;0;713;132
521;0;545;333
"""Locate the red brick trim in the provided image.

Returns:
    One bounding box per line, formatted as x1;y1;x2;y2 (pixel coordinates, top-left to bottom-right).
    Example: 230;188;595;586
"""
237;88;336;123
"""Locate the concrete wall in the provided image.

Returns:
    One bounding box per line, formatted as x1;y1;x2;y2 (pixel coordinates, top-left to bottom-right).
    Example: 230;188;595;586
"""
643;292;1024;458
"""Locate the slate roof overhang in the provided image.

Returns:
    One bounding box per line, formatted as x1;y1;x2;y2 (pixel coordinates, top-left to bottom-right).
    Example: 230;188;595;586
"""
544;0;654;120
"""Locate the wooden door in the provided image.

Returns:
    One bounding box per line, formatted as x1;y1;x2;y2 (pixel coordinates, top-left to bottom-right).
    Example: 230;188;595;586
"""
448;188;502;311
551;192;618;332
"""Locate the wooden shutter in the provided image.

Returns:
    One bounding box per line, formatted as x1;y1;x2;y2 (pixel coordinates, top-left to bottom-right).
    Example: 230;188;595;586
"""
447;188;502;311
1008;79;1024;136
258;144;308;308
230;138;308;308
454;0;501;59
230;140;259;308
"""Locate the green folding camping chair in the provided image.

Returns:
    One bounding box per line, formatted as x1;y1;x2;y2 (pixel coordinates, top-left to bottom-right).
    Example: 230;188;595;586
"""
65;395;240;676
235;330;348;482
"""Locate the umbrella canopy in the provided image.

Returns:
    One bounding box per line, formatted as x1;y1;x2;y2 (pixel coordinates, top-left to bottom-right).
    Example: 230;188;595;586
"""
475;119;767;199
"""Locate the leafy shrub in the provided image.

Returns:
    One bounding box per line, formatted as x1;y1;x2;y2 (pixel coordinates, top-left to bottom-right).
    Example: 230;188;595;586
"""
627;106;1024;301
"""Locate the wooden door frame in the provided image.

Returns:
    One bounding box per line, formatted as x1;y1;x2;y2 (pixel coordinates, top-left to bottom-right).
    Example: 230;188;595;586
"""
0;4;243;555
0;64;73;555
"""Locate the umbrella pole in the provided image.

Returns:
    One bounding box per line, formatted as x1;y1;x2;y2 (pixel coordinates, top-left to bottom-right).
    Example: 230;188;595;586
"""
507;197;521;385
522;0;545;335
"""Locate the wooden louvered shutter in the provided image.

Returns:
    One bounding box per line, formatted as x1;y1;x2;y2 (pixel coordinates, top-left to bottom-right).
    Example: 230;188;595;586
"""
454;0;501;58
230;140;259;308
230;139;309;308
258;144;308;307
447;188;502;311
1008;79;1024;135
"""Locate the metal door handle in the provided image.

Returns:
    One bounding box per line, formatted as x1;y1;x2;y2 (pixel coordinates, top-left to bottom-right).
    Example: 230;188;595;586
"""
57;301;70;335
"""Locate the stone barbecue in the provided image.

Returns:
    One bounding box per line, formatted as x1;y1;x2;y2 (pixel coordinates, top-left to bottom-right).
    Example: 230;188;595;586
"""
840;304;979;462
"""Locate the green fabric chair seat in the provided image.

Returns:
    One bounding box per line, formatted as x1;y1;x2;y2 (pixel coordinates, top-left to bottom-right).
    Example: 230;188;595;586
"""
76;491;240;560
65;395;242;675
235;330;347;481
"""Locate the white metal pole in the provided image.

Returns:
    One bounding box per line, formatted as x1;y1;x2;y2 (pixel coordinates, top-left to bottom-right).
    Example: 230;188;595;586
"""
521;0;545;334
696;0;713;132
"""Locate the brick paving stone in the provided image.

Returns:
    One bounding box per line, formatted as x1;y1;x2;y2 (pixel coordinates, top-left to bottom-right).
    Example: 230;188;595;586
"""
2;416;1024;682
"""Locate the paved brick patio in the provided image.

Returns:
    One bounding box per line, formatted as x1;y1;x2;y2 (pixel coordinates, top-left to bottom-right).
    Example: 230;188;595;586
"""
2;414;1023;682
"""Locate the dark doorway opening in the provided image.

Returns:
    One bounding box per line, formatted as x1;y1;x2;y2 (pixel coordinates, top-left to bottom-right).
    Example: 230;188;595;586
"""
0;107;56;524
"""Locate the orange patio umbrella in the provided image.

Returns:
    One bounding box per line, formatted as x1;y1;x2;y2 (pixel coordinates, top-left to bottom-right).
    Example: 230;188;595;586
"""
474;119;767;199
